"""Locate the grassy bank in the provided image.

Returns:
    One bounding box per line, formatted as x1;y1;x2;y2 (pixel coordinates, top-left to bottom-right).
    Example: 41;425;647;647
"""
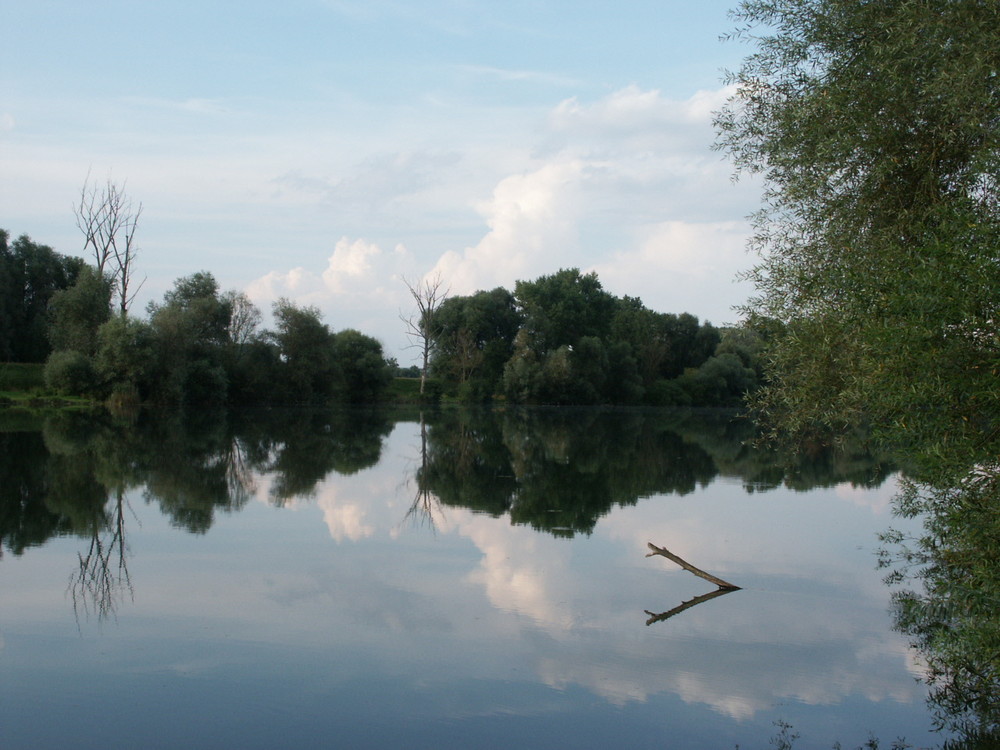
0;362;97;410
0;362;44;395
1;366;449;409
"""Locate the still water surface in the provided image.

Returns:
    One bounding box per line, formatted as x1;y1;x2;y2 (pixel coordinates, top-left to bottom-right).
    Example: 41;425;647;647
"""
0;408;942;749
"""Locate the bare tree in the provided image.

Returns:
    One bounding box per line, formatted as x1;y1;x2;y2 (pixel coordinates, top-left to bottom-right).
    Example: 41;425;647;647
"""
74;173;144;315
400;274;448;395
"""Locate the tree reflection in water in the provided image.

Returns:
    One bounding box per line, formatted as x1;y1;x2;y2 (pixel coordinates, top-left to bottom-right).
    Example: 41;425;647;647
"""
68;489;134;625
403;412;445;532
415;407;894;538
880;465;1000;748
1;406;997;745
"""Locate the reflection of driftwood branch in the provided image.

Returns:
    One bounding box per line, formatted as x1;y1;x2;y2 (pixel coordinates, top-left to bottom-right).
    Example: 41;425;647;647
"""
646;542;740;590
644;587;738;626
68;490;134;625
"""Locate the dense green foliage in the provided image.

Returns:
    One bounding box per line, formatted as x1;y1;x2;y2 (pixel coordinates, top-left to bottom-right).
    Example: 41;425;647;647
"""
717;0;1000;741
429;268;762;405
0;231;86;363
1;246;397;406
3;222;763;408
0;363;44;393
715;0;1000;454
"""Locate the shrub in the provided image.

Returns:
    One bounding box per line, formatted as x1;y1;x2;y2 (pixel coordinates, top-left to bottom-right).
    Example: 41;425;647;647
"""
44;350;96;396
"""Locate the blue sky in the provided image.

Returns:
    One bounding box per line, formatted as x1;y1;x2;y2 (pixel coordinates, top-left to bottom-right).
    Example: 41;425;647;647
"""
2;0;762;360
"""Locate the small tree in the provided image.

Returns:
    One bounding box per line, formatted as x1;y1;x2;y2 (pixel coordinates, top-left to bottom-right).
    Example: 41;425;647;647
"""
401;275;448;395
271;298;337;403
47;265;113;357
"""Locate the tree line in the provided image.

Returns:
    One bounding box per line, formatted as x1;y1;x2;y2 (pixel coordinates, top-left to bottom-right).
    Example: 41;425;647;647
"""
1;229;394;407
3;225;767;408
422;267;766;405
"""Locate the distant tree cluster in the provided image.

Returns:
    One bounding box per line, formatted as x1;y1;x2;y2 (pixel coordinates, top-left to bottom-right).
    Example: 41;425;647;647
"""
57;269;393;407
0;227;394;407
4;223;759;409
428;268;764;406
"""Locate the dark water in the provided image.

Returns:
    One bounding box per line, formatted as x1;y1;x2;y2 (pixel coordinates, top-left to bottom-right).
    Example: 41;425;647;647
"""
0;407;946;749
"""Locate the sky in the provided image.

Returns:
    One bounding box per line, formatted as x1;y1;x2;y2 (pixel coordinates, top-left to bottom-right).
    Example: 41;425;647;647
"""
1;0;763;361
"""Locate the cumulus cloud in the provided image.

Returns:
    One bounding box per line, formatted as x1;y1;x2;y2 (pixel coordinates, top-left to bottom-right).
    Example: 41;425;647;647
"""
428;159;585;295
322;237;383;293
589;219;753;324
239;84;759;353
243;236;416;348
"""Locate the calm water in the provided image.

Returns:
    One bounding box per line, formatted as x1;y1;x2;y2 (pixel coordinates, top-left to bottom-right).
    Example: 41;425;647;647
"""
0;407;945;749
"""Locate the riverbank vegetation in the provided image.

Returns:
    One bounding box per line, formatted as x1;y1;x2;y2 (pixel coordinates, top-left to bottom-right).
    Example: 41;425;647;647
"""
2;226;766;409
424;268;766;406
717;0;1000;742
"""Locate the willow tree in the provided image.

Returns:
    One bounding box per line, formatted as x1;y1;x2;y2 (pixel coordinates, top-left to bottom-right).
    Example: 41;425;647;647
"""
715;0;1000;462
716;4;1000;737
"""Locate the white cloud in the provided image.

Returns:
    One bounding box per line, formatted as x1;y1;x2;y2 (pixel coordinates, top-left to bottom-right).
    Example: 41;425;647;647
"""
226;84;759;354
589;219;753;323
243;236;417;349
429;159;585;295
322;237;383;293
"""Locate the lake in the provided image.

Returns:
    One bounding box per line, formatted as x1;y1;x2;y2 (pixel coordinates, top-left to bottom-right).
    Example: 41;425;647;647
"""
0;407;949;749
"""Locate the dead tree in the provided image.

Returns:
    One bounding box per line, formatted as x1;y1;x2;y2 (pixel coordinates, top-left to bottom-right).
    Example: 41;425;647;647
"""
74;173;144;315
400;274;448;394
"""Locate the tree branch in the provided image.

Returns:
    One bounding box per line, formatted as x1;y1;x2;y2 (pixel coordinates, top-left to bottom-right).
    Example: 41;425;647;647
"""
646;542;740;590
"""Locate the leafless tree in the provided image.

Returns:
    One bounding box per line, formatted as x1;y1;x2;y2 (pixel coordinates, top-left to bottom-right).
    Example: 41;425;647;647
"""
400;274;448;395
74;173;144;315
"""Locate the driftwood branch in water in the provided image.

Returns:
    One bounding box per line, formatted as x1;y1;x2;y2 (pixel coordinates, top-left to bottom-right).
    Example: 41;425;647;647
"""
646;542;740;591
644;587;737;626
